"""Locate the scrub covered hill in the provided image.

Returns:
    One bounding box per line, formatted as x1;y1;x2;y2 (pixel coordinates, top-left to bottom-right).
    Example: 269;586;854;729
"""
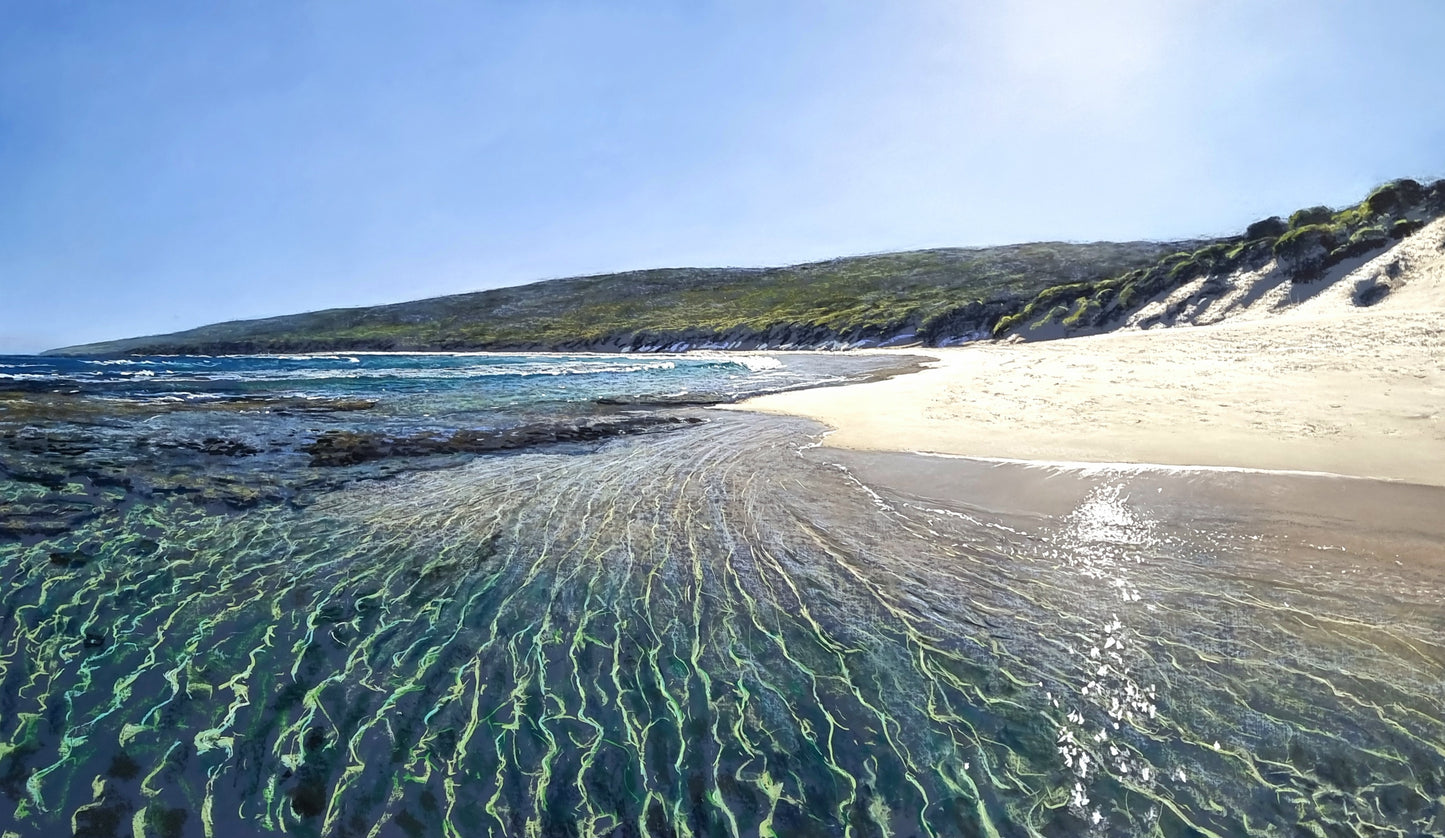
47;242;1184;355
46;177;1445;356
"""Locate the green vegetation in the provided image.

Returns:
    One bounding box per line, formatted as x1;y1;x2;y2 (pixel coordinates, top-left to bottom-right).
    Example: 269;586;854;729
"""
1274;223;1336;261
1363;179;1425;217
1288;205;1334;229
990;311;1026;336
50;242;1180;354
1061;297;1102;328
1390;218;1421;239
1327;225;1390;263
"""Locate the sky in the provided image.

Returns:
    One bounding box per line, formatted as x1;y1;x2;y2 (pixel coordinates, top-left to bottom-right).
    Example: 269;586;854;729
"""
2;1;1444;353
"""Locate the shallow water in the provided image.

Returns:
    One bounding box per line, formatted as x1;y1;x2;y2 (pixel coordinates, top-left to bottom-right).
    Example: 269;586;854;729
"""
1;357;1443;837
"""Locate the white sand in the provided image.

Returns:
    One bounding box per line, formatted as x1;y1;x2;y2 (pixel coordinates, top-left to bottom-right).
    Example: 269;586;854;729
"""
738;219;1445;487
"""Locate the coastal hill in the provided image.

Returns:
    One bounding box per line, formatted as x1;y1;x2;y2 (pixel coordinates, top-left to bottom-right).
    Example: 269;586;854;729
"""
45;243;1185;355
47;179;1445;356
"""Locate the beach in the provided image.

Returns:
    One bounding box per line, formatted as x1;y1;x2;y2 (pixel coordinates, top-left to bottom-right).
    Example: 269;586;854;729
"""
738;226;1445;488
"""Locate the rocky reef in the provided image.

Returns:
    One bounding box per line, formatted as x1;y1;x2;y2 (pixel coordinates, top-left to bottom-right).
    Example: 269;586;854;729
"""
301;414;704;466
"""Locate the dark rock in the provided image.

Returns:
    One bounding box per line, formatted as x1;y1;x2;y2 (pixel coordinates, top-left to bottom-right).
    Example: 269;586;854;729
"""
269;397;378;414
288;772;327;818
106;751;142;781
302;415;704;467
72;792;132;838
143;805;188;838
48;551;89;568
196;437;261;456
301;431;386;466
594;394;721;407
303;726;328;752
0;500;102;539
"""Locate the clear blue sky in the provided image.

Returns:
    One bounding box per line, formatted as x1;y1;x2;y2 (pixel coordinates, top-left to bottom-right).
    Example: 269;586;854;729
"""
3;1;1443;353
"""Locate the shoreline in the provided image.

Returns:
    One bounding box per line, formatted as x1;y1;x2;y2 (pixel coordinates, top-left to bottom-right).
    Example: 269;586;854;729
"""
806;444;1445;565
731;310;1445;488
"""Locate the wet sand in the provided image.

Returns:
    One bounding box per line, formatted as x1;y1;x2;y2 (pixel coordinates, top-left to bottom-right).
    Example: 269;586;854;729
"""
817;448;1445;569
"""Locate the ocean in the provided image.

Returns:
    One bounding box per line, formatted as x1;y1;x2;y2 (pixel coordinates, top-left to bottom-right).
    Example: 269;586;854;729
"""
0;352;1442;837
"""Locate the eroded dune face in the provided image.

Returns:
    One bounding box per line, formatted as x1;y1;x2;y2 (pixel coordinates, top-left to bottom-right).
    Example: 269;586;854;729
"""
2;412;1441;837
1284;213;1445;316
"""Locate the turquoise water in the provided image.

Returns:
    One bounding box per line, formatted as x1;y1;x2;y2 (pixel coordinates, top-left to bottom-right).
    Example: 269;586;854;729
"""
0;352;827;416
1;354;1443;837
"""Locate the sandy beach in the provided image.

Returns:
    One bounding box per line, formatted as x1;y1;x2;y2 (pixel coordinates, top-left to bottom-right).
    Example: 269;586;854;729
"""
739;219;1445;488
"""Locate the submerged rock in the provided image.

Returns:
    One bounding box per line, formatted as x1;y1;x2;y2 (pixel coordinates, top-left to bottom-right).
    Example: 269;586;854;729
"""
302;414;705;467
48;550;89;568
194;437;262;456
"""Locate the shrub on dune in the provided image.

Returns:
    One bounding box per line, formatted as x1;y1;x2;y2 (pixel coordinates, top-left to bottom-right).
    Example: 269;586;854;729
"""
1363;179;1425;218
1288;206;1334;229
991;312;1024;338
1274;224;1336;281
1062;298;1102;329
1245;216;1287;240
1326;225;1389;264
1427;180;1445;213
1390;218;1421;239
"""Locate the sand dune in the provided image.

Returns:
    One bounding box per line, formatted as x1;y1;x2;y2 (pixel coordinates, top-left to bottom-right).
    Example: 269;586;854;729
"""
739;218;1445;487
